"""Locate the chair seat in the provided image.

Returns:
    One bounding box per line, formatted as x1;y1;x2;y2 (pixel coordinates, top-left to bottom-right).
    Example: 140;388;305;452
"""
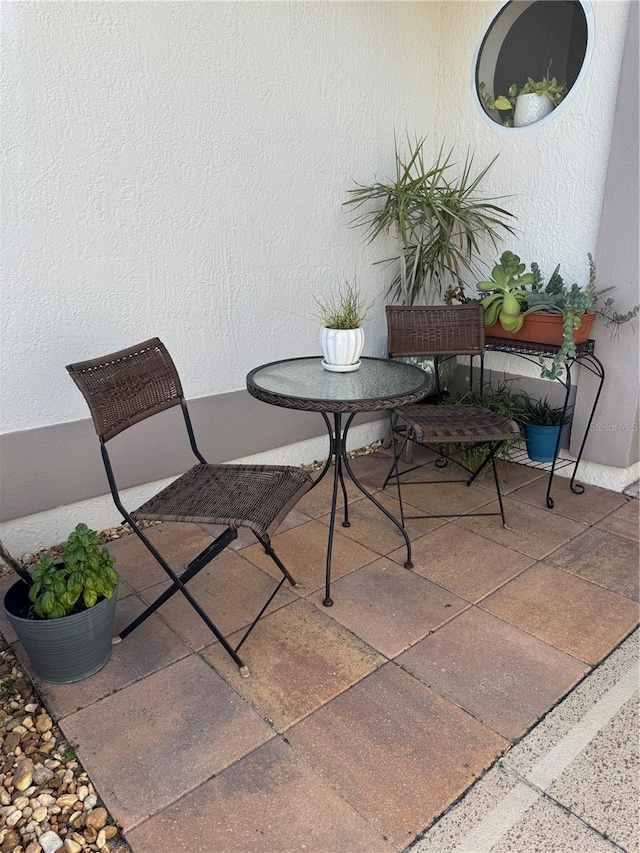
395;404;521;444
133;463;313;538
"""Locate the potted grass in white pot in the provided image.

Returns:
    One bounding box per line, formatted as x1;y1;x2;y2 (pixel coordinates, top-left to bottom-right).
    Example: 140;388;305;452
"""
1;524;118;683
316;280;367;372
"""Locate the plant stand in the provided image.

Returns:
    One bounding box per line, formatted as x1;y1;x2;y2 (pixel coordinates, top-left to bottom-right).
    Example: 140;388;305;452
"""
481;337;605;508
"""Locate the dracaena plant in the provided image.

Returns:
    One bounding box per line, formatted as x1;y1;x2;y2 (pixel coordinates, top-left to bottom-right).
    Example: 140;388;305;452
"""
344;136;515;305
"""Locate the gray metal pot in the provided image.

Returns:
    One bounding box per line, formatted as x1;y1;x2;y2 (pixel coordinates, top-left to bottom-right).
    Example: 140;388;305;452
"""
3;579;118;684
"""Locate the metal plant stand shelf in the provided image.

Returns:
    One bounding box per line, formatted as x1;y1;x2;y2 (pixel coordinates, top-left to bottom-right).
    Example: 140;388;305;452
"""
483;337;605;509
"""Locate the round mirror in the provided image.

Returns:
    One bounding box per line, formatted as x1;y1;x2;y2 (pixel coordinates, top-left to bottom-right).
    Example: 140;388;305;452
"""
475;0;592;130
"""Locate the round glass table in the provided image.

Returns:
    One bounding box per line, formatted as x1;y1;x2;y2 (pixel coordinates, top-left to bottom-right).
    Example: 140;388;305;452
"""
246;356;431;605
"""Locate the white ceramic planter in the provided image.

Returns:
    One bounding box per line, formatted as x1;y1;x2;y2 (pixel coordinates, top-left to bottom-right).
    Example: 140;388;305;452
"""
320;327;364;372
513;93;554;127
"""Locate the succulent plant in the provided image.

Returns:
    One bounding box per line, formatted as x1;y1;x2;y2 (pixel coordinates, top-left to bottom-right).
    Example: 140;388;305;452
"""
477;251;535;332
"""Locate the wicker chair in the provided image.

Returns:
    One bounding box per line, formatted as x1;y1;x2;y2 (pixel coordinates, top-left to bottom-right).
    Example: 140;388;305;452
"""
66;338;312;677
382;305;520;526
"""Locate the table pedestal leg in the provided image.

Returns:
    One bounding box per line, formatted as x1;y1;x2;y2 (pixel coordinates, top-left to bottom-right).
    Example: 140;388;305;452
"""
313;412;413;607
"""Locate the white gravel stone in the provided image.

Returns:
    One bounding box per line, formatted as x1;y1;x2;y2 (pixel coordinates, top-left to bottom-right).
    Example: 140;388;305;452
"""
39;829;64;853
6;808;23;826
82;794;97;811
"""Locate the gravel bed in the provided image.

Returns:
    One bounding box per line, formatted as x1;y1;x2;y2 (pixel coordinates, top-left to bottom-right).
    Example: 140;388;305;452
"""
0;524;144;853
0;642;131;853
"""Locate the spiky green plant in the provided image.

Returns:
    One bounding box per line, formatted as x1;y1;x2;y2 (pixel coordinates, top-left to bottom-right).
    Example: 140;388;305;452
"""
345;136;515;305
314;281;367;329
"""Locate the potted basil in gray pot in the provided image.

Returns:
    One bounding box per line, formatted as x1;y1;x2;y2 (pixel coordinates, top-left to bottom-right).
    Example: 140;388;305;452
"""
1;524;118;683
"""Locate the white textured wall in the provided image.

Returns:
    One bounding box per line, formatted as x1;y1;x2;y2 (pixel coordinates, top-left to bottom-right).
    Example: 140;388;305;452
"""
1;1;636;552
2;0;441;432
435;0;629;280
434;0;637;477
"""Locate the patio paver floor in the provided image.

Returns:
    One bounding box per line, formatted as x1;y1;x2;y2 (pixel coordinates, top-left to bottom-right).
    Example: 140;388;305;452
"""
1;455;638;852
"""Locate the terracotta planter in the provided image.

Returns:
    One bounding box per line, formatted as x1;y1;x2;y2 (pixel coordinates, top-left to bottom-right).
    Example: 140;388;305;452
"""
485;313;595;346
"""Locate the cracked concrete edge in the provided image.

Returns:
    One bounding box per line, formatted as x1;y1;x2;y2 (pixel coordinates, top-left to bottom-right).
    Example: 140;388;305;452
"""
407;628;639;853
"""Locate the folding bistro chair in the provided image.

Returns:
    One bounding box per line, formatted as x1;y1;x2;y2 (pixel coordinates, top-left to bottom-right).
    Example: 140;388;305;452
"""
382;305;520;527
66;338;313;677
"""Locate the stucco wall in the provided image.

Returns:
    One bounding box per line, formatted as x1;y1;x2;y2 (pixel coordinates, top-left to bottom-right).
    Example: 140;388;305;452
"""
2;0;441;433
1;1;637;552
432;0;637;480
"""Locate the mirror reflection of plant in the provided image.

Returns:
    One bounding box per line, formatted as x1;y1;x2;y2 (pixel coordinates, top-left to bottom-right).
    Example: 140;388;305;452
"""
314;280;368;329
345;136;515;305
479;63;567;127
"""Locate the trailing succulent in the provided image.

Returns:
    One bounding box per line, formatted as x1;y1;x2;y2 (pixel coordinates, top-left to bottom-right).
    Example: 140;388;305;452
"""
478;252;639;380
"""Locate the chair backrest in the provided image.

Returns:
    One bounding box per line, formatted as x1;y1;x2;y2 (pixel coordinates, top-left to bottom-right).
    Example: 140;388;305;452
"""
66;338;184;442
386;304;485;358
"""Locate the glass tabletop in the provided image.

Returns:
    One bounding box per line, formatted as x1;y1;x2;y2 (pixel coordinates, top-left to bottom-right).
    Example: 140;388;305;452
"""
246;356;431;413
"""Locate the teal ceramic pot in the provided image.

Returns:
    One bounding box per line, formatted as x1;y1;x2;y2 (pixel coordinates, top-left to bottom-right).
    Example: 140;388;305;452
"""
3;579;118;684
524;423;567;463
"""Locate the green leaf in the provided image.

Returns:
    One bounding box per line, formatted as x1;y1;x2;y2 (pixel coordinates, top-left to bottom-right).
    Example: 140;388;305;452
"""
494;95;512;111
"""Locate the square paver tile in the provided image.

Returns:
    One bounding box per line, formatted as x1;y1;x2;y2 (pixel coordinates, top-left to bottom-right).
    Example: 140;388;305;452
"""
35;594;191;718
546;526;639;600
394;470;496;519
345;449;403;490
105;523;215;592
139;548;297;650
126;737;393;853
287;662;507;850
397;607;588;739
201;598;384;732
388;524;534;602
596;498;639;541
480;563;639;664
511;476;628;524
59;655;274;831
318;490;447;557
309;559;468;658
242;519;378;593
476;460;546;494
455;497;586;560
295;469;365;519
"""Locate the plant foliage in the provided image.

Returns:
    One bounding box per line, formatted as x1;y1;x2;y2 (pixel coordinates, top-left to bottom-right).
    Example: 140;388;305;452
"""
478;252;639;379
314;281;367;329
479;63;567;127
516;392;571;427
345;136;515;305
28;524;117;619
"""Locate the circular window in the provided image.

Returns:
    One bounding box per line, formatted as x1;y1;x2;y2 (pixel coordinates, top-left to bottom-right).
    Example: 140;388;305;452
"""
475;0;592;130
